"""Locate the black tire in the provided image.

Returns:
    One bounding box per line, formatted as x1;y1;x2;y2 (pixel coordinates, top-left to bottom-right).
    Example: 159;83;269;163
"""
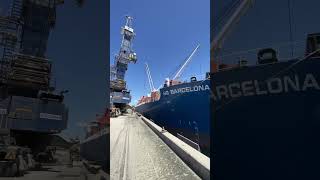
3;164;10;177
11;163;18;176
17;169;24;177
3;168;8;177
4;163;16;177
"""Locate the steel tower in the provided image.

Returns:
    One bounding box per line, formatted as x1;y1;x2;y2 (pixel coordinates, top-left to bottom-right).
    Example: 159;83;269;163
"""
110;16;137;110
0;0;83;156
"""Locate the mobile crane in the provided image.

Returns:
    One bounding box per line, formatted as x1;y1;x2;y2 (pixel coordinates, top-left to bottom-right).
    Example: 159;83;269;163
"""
110;16;137;112
0;0;84;176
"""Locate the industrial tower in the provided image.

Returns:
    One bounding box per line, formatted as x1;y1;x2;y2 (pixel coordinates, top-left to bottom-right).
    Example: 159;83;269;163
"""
110;16;137;110
0;0;83;157
0;0;67;94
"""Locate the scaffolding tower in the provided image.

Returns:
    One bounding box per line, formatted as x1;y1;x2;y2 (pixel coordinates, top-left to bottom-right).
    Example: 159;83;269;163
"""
0;0;66;96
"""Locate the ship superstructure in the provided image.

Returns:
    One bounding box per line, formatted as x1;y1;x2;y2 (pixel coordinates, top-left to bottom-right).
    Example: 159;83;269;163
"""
110;16;137;111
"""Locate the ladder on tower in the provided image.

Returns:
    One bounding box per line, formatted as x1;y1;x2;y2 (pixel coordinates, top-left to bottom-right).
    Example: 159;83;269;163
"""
0;0;23;83
10;0;23;21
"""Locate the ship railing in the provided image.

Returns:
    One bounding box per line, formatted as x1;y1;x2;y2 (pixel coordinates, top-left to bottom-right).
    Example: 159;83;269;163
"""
174;74;208;84
213;47;320;112
214;40;306;68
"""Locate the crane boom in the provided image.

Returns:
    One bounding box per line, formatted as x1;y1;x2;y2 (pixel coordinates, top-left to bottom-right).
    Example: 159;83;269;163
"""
145;63;155;92
211;0;254;54
173;44;200;80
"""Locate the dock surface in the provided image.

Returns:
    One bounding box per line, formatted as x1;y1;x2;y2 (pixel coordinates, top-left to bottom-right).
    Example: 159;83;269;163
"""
4;163;84;180
0;150;109;180
110;113;201;180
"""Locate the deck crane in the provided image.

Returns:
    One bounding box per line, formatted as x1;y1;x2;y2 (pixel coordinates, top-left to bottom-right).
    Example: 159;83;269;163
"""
211;0;254;72
172;44;200;81
145;62;156;93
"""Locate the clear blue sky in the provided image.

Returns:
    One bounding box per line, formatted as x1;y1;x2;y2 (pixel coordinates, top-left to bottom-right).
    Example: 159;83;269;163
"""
213;0;320;64
111;0;210;105
49;1;108;139
0;1;10;15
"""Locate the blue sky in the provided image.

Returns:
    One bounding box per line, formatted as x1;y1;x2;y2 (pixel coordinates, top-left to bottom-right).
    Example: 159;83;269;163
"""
111;0;210;105
0;1;10;15
48;1;108;139
213;0;320;64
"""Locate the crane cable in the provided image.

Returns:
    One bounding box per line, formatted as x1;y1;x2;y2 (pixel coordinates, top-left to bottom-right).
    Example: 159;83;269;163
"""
288;0;294;58
212;0;242;34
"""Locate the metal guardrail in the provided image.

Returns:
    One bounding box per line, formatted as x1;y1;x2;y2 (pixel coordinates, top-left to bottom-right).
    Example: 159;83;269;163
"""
177;133;201;151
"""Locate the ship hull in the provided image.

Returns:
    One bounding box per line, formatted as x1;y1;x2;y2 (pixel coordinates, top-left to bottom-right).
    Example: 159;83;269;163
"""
80;128;110;174
136;79;210;156
212;57;320;179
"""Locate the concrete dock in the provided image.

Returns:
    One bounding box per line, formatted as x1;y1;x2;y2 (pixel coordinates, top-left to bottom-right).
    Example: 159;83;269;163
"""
0;149;109;180
0;163;107;180
110;113;201;180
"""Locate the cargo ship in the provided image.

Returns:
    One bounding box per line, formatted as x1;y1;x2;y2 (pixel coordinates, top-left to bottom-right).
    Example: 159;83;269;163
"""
135;44;211;156
136;76;211;154
136;0;320;159
80;108;110;173
212;35;320;179
211;0;320;179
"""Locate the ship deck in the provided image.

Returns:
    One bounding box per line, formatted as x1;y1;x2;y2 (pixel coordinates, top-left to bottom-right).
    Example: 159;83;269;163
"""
110;113;201;180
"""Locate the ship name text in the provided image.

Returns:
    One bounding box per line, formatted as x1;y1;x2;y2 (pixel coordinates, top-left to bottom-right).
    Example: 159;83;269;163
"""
212;73;320;100
163;84;210;96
